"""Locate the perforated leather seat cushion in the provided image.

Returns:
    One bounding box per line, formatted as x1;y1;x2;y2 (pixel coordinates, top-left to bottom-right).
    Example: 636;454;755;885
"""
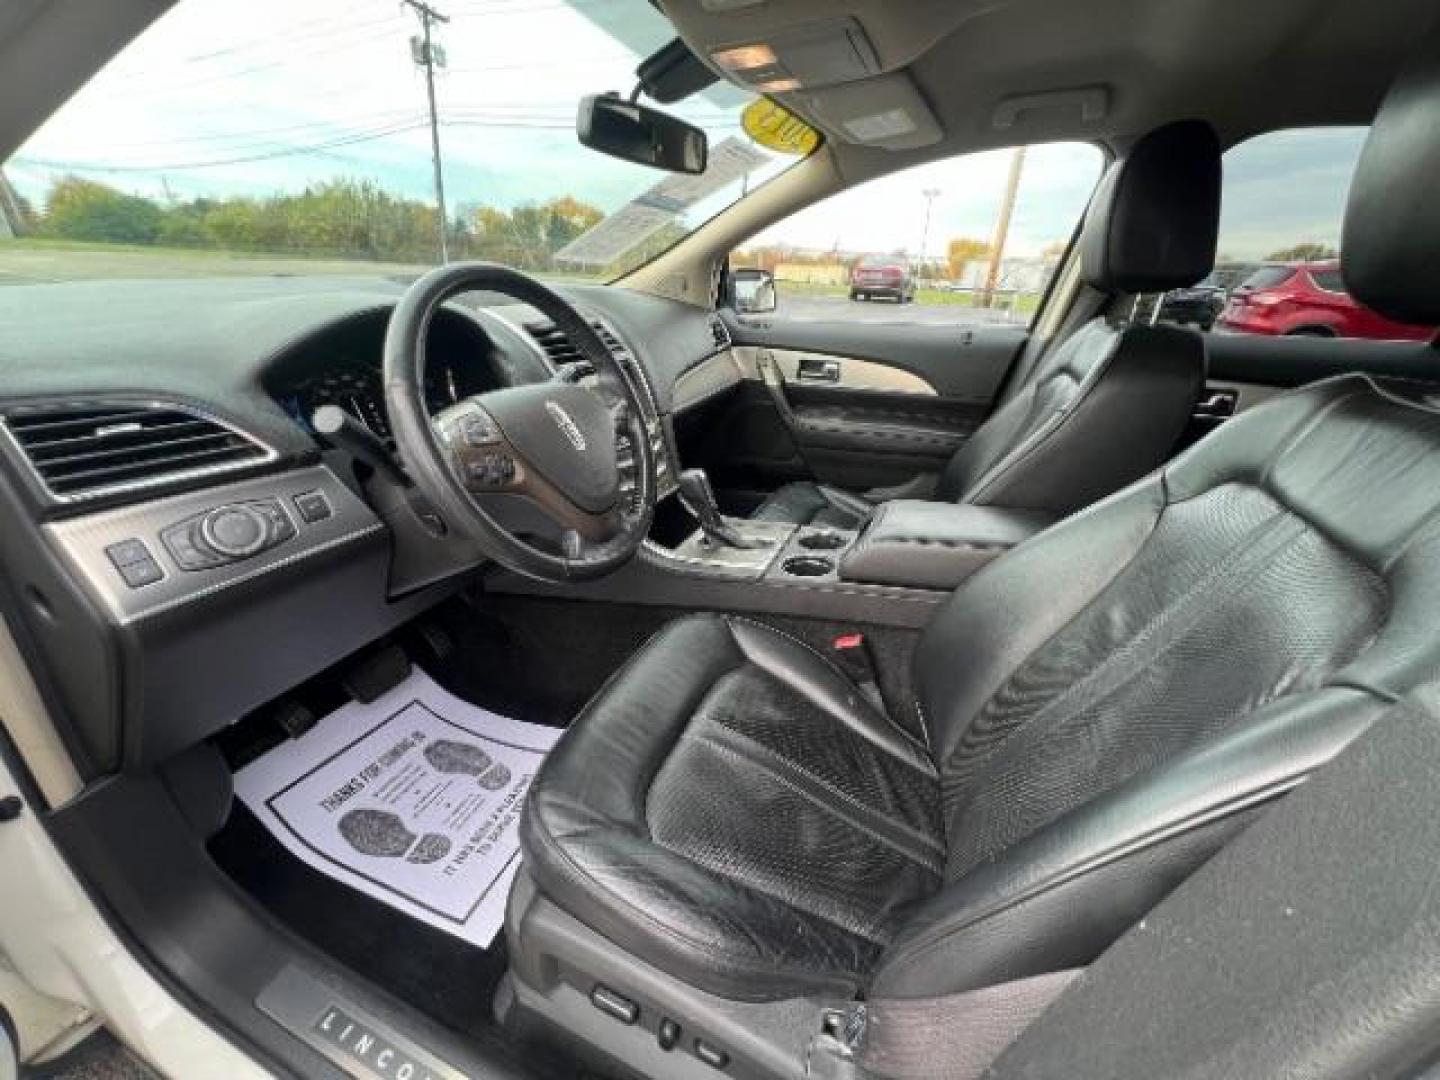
520;615;942;999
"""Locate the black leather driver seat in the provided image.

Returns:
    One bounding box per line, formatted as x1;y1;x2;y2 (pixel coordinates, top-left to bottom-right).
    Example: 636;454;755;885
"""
511;40;1440;1074
750;120;1219;530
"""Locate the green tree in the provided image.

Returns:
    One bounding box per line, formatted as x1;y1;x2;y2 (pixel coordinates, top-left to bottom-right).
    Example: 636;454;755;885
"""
1264;242;1338;262
43;177;163;244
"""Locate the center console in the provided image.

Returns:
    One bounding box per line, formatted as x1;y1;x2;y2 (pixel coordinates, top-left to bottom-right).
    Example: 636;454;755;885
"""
491;471;1057;630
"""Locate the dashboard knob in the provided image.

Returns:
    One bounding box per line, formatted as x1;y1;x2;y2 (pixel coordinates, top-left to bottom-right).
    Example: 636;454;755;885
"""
200;504;268;558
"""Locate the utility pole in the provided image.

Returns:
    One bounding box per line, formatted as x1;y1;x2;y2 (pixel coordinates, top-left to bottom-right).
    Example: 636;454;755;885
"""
403;0;450;263
919;188;940;278
982;146;1026;308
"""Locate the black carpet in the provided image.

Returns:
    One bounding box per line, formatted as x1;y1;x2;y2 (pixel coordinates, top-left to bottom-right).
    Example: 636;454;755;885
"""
210;803;511;1046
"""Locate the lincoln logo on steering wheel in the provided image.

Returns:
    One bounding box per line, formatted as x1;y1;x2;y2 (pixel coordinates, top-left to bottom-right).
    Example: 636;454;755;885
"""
544;400;587;452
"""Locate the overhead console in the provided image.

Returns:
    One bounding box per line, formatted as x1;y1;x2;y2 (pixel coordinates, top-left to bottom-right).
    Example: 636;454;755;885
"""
666;1;952;149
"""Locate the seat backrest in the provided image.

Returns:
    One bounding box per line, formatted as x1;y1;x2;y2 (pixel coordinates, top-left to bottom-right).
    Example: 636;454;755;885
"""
933;120;1221;515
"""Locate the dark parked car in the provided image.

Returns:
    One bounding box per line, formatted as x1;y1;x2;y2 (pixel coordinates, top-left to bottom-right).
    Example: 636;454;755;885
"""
850;254;916;302
1158;273;1227;329
1216;260;1437;340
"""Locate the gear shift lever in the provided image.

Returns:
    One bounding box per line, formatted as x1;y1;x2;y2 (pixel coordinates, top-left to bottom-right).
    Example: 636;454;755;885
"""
677;469;761;549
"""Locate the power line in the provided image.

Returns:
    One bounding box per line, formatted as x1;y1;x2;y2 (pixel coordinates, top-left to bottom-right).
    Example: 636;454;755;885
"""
15;120;431;173
402;0;451;262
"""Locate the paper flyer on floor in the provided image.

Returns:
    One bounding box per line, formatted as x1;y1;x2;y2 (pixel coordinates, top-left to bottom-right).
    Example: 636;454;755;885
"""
234;668;561;948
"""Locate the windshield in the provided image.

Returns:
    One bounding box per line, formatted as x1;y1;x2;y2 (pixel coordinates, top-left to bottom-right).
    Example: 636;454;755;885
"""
0;0;802;285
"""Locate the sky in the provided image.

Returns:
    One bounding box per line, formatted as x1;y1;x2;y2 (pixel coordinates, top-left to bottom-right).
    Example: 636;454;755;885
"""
4;0;1371;264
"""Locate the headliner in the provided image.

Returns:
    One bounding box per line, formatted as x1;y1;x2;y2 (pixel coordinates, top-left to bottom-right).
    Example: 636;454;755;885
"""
662;0;1440;165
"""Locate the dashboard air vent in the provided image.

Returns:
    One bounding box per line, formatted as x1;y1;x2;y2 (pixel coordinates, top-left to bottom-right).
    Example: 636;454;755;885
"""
711;316;732;350
2;402;274;501
525;322;584;367
524;319;627;367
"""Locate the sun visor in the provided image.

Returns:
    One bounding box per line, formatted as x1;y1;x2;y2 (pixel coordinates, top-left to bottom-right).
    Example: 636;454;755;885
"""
796;72;943;150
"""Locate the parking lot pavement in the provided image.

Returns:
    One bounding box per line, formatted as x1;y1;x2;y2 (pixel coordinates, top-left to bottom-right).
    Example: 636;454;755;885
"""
777;294;1029;326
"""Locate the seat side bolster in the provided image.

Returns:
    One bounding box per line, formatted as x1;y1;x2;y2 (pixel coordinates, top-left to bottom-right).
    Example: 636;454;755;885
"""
868;688;1388;999
966;323;1206;515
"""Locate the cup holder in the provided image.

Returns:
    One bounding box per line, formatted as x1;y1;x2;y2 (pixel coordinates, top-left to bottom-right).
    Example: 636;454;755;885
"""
782;555;834;578
798;531;846;551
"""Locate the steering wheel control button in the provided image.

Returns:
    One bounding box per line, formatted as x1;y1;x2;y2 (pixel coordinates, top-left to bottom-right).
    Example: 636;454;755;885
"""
106;539;164;588
589;985;639;1025
465;453;516;488
201;504;268;558
460;412;500;447
293;490;331;524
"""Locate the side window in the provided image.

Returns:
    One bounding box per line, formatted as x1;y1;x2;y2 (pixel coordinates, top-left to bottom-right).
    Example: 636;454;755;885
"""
731;142;1103;326
1167;127;1434;342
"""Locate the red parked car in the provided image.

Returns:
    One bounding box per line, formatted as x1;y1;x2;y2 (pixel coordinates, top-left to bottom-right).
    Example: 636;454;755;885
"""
1216;260;1436;341
849;254;917;303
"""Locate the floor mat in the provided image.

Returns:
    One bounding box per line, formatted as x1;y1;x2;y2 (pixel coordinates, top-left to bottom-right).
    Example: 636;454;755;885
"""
233;667;560;949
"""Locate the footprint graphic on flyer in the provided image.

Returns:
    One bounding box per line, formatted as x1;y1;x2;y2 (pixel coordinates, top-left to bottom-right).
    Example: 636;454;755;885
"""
337;807;452;864
424;738;512;791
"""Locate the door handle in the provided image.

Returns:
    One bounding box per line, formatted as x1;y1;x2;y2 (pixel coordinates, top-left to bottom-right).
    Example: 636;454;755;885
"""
798;357;841;382
757;351;799;427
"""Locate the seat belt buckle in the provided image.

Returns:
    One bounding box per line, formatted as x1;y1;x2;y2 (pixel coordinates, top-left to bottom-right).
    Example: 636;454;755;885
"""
830;633;884;711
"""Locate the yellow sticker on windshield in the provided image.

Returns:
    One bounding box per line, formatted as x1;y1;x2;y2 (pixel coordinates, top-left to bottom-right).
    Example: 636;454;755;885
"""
742;99;821;156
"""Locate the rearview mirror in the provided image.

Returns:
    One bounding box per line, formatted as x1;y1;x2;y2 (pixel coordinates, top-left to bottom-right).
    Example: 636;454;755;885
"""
730;268;777;314
577;93;708;175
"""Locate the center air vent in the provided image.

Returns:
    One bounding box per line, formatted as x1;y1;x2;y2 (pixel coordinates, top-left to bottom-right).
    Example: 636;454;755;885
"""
2;402;275;501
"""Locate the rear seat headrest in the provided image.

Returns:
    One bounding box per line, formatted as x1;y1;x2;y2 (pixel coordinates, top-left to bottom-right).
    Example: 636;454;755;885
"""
1080;119;1222;294
1342;21;1440;328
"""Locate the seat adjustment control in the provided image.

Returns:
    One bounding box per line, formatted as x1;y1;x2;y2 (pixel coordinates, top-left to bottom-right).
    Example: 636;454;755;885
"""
694;1038;729;1070
590;984;638;1025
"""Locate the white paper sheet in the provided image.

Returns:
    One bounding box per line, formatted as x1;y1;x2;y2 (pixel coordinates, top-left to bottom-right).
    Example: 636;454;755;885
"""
234;668;561;949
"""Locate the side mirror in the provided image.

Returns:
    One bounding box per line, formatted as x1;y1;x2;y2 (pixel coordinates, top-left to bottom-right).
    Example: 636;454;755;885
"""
731;268;777;314
577;93;708;175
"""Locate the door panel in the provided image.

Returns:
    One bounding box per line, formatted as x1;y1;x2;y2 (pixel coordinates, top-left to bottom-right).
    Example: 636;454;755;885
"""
690;312;1027;496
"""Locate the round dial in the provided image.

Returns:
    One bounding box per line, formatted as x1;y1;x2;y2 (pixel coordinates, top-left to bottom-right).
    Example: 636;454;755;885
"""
200;504;269;557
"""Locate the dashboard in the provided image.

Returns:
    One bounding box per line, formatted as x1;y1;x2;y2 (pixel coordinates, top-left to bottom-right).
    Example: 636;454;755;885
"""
0;274;736;778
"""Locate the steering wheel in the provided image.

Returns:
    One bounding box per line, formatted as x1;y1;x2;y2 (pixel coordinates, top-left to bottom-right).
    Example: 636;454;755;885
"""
383;262;656;583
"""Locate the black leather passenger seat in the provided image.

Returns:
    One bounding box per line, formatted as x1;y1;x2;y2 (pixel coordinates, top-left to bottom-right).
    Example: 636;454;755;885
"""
751;119;1219;529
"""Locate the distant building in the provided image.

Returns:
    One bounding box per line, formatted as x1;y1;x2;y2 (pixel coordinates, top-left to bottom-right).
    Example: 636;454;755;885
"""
774;261;847;285
957;254;1059;293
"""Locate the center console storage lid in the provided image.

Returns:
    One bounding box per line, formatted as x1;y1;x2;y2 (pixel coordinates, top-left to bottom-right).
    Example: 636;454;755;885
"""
839;500;1055;591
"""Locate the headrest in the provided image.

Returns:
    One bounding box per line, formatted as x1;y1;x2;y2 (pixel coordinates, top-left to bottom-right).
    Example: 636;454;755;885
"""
1080;119;1221;293
1342;24;1440;327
